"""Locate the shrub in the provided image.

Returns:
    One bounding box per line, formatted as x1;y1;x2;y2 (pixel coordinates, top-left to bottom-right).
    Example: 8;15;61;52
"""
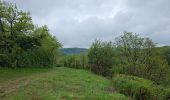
113;74;152;100
165;89;170;100
17;48;58;68
62;55;81;69
111;66;124;74
151;86;170;100
113;74;170;100
0;54;9;67
88;40;114;77
60;54;88;69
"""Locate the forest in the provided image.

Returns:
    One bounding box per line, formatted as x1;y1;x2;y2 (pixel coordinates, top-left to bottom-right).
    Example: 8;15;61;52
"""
0;1;170;100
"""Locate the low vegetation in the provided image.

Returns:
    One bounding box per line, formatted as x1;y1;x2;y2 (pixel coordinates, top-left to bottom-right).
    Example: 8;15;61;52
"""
60;54;88;69
113;74;170;100
0;68;50;84
0;67;127;100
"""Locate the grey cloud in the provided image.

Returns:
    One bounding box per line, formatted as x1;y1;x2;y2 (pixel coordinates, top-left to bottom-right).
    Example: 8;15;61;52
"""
6;0;170;48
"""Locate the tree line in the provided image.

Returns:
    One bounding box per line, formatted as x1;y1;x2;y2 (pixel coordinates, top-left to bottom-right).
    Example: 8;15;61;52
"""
89;32;170;86
60;32;170;86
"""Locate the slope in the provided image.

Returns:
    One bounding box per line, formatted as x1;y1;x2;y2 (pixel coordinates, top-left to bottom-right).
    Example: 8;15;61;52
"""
0;67;126;100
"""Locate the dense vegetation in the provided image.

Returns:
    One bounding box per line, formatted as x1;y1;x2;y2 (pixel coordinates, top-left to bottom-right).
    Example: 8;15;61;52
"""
113;74;170;100
88;40;114;77
115;32;168;84
0;1;61;68
60;33;170;99
1;0;170;100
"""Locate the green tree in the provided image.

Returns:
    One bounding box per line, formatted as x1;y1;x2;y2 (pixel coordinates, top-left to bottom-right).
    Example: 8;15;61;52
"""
80;54;88;69
0;1;35;67
115;32;144;75
88;40;114;76
115;32;168;84
159;46;170;66
0;1;61;68
17;26;61;67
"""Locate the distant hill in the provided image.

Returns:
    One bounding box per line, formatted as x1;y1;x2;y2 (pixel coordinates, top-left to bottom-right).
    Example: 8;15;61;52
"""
60;48;88;55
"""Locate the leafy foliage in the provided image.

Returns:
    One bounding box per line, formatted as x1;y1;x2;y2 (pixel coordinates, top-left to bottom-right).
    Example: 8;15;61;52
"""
0;1;61;68
115;32;168;84
88;40;114;76
17;26;61;67
113;74;170;100
60;54;88;69
158;46;170;66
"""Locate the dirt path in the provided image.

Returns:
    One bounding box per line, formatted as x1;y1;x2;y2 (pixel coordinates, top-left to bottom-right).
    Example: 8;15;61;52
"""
0;69;54;98
0;78;29;97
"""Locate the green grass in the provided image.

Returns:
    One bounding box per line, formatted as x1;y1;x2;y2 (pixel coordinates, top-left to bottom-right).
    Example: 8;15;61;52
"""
0;67;127;100
0;68;50;84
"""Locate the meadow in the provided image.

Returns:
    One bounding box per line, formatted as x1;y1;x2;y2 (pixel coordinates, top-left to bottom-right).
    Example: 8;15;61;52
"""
0;67;127;100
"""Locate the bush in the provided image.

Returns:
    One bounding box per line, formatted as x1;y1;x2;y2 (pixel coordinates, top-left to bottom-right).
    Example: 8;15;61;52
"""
111;66;124;74
59;54;88;69
165;89;170;100
113;74;170;100
0;54;9;67
151;86;170;100
113;74;152;100
17;48;58;68
88;40;114;77
61;55;80;69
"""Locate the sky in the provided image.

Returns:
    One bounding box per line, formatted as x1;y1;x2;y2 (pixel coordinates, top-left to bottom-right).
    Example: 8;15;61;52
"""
6;0;170;48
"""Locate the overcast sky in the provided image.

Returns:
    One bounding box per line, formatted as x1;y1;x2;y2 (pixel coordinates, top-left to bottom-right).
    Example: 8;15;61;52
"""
6;0;170;48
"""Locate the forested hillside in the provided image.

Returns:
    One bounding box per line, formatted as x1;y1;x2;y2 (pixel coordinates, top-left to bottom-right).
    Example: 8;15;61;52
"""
60;48;88;55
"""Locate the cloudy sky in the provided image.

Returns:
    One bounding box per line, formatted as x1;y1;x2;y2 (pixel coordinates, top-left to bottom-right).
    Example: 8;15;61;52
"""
6;0;170;48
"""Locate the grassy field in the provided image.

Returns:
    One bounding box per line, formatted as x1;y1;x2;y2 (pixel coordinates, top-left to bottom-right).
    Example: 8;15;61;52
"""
0;68;51;84
0;67;126;100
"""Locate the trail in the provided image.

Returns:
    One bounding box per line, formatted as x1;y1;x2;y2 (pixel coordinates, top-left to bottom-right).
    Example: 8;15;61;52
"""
0;69;54;98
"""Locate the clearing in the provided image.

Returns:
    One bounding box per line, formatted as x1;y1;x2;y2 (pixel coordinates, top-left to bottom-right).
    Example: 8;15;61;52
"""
0;67;126;100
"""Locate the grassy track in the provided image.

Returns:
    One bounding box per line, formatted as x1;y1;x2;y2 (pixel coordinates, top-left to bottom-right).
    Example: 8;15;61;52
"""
0;68;50;84
0;67;126;100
